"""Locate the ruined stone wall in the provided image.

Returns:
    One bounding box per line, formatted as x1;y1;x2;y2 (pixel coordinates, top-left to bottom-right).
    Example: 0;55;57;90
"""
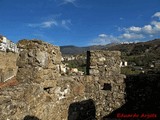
0;52;18;82
0;40;125;120
86;50;126;115
16;40;62;83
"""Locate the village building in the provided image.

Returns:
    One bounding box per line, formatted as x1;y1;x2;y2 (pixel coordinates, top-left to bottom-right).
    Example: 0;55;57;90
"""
0;35;19;53
120;61;128;67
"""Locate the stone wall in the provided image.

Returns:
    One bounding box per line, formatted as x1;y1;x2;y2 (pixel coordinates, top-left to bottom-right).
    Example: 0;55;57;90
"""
16;40;62;83
0;40;125;120
0;52;18;82
86;50;126;115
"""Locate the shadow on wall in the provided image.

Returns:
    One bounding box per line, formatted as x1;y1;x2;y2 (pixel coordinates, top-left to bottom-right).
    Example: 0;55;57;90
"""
103;73;160;120
23;115;40;120
68;99;96;120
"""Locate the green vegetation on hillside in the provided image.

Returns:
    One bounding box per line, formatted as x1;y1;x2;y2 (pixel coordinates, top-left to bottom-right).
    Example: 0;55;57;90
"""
66;59;86;73
121;67;142;75
62;39;160;75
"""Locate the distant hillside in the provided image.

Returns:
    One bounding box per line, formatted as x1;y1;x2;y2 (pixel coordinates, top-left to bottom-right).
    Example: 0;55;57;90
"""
108;39;160;56
60;44;117;55
61;39;160;75
60;39;160;64
108;39;160;68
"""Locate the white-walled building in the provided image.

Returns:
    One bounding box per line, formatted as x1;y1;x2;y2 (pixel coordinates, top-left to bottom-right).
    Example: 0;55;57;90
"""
70;68;78;73
59;64;67;74
0;36;7;52
63;56;76;61
0;35;18;53
120;61;128;67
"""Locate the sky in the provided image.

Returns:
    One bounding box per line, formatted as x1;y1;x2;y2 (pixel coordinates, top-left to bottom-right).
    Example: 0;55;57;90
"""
0;0;160;46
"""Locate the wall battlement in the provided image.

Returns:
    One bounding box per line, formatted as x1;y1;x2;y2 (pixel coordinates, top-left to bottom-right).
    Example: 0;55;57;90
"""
0;40;125;120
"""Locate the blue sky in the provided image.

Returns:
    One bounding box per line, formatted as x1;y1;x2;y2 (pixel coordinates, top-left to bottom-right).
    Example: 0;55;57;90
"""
0;0;160;46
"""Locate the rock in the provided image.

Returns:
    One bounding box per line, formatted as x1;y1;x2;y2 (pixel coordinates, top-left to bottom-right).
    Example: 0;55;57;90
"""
35;51;49;68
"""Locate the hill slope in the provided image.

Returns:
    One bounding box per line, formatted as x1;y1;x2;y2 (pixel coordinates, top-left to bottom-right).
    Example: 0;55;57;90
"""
60;44;117;55
108;39;160;67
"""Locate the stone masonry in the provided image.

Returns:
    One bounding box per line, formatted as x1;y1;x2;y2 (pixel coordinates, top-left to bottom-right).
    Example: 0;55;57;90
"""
86;50;126;115
0;40;125;120
0;52;18;82
16;40;61;83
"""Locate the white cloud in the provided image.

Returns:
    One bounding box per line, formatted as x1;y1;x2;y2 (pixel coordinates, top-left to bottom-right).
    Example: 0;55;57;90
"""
91;12;160;45
151;21;160;29
125;23;160;35
149;35;154;38
99;34;107;38
142;25;153;34
127;26;142;32
28;20;58;28
28;18;72;30
63;0;76;3
61;19;72;30
120;33;144;40
58;0;78;7
125;25;154;34
152;12;160;19
120;17;124;20
91;34;119;45
41;21;58;28
121;12;160;40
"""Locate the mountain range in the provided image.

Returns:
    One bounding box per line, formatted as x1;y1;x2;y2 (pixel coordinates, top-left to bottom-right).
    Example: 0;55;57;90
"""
60;39;160;56
60;43;117;55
